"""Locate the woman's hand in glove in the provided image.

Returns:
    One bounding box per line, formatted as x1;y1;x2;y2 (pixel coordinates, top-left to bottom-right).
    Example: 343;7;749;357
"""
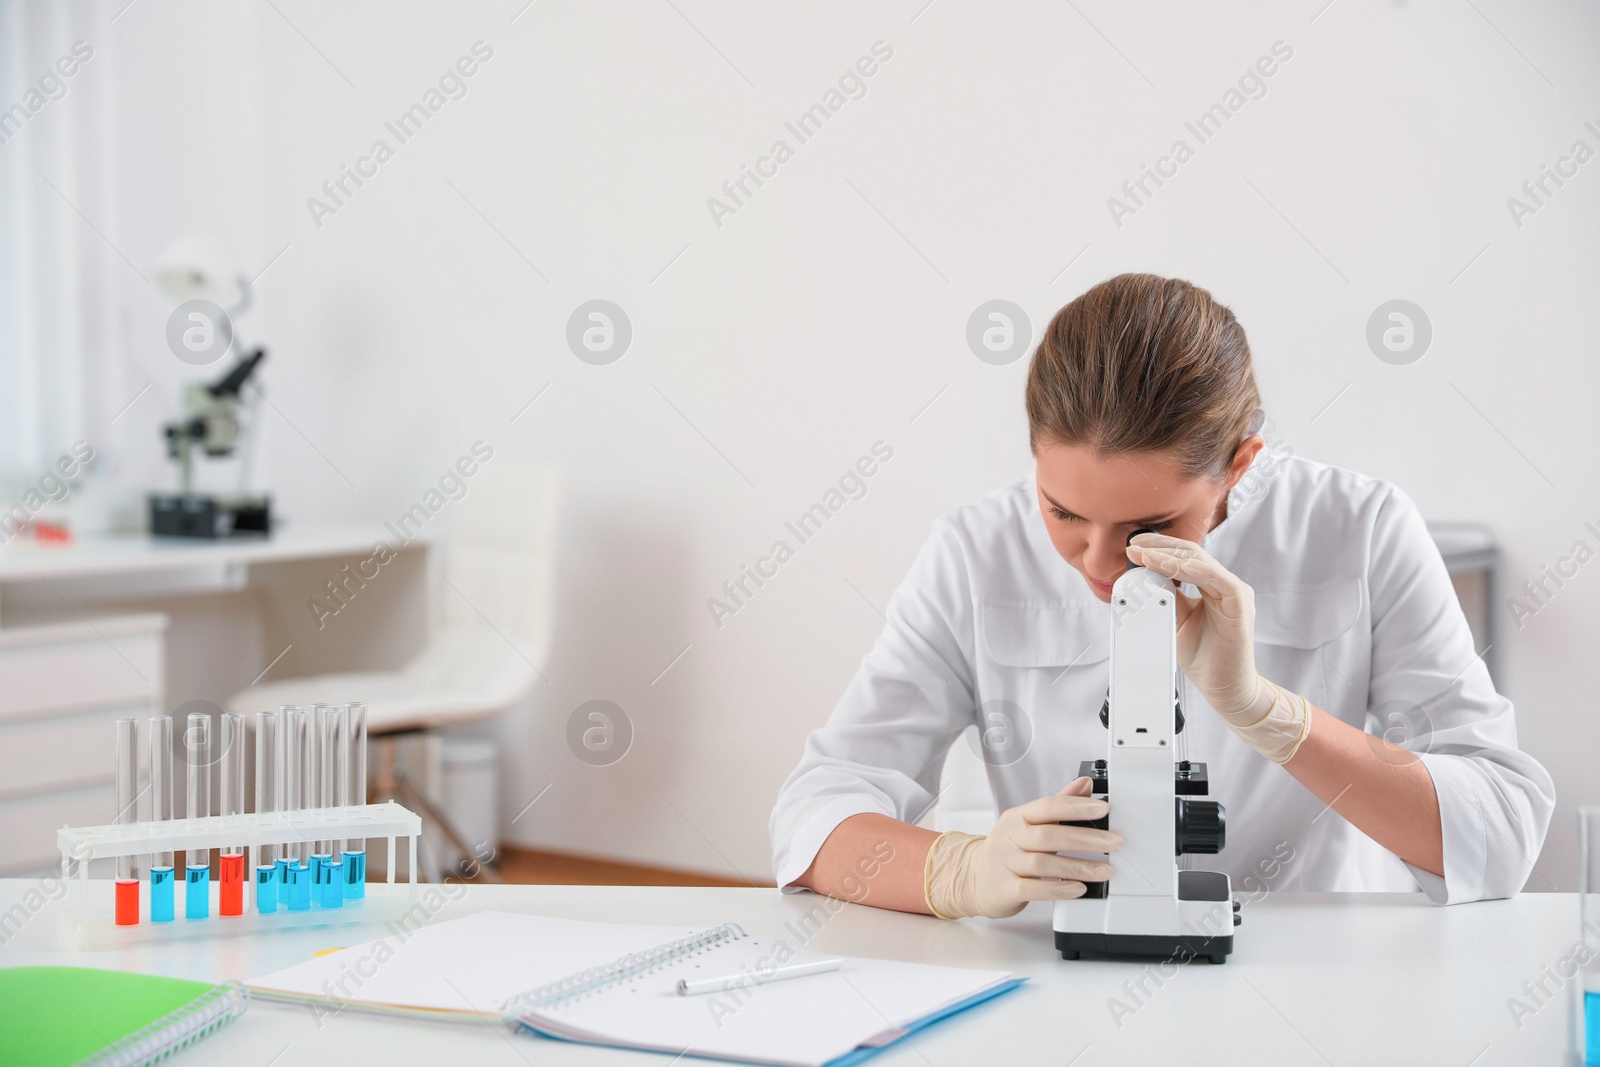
1125;531;1312;764
923;776;1122;919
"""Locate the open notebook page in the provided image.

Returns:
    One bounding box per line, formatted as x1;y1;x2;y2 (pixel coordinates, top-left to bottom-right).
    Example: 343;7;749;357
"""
249;911;702;1017
525;942;1015;1067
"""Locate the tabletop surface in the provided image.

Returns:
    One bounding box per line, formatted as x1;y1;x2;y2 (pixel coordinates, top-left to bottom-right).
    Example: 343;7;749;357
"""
0;879;1585;1067
0;522;429;581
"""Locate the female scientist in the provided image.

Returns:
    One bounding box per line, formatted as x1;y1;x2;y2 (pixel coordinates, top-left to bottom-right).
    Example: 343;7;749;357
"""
770;273;1554;918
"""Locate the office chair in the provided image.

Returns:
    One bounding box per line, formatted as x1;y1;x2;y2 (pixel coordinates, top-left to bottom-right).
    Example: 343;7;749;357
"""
228;459;558;881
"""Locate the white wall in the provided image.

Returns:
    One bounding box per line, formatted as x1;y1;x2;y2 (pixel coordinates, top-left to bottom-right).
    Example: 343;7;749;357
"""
83;0;1600;887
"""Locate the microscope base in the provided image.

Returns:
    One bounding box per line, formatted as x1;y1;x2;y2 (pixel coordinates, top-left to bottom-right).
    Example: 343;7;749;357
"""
149;492;272;538
1054;930;1233;965
1053;870;1238;964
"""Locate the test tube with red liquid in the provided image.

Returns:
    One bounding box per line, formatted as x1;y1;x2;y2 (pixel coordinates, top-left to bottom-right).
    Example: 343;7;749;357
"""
114;718;140;925
218;712;245;916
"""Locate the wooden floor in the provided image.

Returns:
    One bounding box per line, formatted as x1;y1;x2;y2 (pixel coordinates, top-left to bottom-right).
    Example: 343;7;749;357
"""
481;846;769;888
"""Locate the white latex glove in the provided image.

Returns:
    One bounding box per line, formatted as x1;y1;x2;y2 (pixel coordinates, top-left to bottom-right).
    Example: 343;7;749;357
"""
923;776;1122;919
1126;531;1313;764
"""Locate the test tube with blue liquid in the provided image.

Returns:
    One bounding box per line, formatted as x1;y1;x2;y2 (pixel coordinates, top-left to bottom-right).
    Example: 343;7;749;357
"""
275;706;299;904
148;716;174;922
114;718;140;925
184;712;211;919
306;705;328;904
1580;807;1600;1065
283;706;311;910
314;704;345;907
254;709;280;913
343;702;367;898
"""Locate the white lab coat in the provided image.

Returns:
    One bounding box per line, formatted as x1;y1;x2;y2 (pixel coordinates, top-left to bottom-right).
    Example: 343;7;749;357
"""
769;455;1555;904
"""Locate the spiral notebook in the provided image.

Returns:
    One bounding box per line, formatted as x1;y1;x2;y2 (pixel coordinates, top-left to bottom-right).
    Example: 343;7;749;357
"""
0;967;248;1067
248;910;1022;1066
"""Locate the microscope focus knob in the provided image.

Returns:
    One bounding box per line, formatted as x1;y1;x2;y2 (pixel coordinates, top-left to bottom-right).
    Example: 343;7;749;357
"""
1174;798;1225;856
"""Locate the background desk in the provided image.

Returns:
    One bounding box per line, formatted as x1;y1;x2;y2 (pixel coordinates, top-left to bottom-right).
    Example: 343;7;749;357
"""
0;524;436;664
0;880;1582;1066
0;526;435;873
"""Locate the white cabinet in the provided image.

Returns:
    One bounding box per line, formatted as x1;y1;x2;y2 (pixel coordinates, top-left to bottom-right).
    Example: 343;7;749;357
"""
0;615;166;874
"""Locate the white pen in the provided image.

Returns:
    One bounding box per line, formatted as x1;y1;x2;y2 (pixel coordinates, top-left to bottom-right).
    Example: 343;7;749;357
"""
676;956;844;996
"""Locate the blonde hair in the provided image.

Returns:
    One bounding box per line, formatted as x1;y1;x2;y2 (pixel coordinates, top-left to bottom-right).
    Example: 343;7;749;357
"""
1026;273;1262;479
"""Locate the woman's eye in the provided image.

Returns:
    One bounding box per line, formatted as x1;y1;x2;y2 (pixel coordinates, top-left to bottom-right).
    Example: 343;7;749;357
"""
1046;507;1174;531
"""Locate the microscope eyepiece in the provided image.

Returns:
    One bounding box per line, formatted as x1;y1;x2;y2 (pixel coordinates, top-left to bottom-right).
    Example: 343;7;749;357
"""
1125;527;1159;571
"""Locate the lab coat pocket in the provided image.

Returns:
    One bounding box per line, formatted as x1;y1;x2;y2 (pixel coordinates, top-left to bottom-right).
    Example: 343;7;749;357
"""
979;601;1109;669
975;601;1109;777
1251;578;1364;713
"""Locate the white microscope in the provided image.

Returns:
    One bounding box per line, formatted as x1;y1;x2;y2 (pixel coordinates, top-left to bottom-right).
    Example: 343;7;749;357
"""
1052;532;1240;964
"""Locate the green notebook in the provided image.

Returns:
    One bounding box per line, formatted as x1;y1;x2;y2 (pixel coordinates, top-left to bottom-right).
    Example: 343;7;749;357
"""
0;966;247;1067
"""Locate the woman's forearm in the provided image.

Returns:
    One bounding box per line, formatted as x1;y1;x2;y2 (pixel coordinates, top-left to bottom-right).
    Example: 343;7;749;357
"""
792;813;941;914
1284;705;1444;876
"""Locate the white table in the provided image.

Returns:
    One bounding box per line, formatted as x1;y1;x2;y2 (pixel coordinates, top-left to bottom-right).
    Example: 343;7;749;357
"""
0;523;437;674
0;523;414;584
0;880;1586;1066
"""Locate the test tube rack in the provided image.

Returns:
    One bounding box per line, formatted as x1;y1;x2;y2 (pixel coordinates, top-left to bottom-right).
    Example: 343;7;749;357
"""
56;802;422;949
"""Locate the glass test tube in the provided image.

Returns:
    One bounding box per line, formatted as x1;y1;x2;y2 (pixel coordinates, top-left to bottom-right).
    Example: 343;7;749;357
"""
1579;807;1600;1066
114;718;140;925
305;705;328;904
273;706;296;897
315;704;344;907
149;716;174;922
184;712;211;920
344;702;367;898
254;709;280;912
303;705;322;900
218;712;245;916
282;706;311;910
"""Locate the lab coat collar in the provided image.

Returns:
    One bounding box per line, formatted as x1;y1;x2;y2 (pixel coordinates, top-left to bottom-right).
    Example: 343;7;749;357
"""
1201;446;1270;564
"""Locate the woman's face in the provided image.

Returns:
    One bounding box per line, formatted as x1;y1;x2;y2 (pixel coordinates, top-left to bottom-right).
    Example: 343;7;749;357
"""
1033;438;1261;603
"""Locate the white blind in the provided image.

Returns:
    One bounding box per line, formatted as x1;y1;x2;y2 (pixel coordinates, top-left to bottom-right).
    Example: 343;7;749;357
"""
0;0;114;487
